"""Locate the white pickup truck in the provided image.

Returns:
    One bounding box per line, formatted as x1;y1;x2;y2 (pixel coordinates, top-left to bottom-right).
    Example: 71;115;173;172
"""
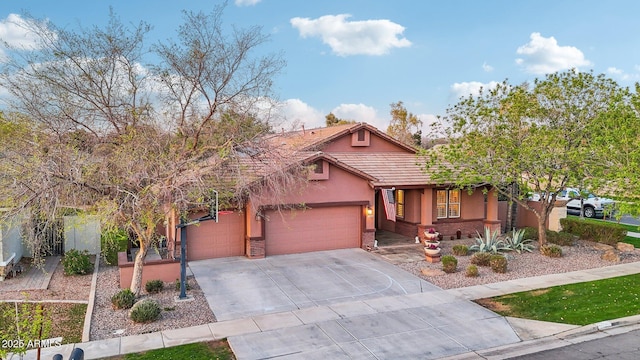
557;188;615;218
528;187;615;218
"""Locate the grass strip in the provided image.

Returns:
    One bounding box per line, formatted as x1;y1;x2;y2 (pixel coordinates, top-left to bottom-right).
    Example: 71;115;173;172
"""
476;274;640;325
121;340;235;360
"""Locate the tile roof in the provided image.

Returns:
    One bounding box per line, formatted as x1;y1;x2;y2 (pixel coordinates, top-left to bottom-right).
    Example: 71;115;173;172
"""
265;122;416;153
331;152;450;187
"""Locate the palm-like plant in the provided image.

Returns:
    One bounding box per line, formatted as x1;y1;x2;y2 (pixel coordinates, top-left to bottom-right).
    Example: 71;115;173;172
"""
504;228;535;253
469;226;509;254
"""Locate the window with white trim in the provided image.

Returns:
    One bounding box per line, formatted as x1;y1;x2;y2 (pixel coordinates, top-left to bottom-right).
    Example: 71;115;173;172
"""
437;189;461;218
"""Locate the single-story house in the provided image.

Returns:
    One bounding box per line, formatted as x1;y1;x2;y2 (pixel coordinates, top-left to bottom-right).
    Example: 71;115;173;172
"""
164;122;502;260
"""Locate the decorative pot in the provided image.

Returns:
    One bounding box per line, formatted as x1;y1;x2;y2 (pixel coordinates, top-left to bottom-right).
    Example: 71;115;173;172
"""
423;240;440;248
424;247;441;256
424;232;439;241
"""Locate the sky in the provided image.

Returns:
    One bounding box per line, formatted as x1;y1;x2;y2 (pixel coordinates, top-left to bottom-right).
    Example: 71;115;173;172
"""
1;0;640;133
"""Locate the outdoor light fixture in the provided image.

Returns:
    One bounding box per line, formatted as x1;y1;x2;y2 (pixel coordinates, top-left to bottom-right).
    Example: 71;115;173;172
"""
366;205;373;216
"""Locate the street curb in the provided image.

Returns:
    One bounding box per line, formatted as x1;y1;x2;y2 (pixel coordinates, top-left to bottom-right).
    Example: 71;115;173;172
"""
442;315;640;359
82;252;100;342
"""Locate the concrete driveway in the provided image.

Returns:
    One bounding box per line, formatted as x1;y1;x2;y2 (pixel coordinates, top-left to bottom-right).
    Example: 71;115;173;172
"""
189;248;431;322
189;248;521;359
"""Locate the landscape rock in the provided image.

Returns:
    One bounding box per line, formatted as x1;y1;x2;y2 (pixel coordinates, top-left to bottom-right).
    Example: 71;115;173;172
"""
617;242;635;252
421;268;445;277
592;243;614;251
601;249;620;262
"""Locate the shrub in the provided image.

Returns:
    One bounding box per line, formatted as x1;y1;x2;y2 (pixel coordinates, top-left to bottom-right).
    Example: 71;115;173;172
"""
111;289;136;310
490;255;508;273
465;264;479;277
62;249;93;275
540;244;563;258
452;245;469;256
522;227;539;242
504;228;535;253
469;227;509;254
441;255;458;273
560;217;626;246
175;279;191;291
547;231;576;246
129;299;161;323
145;280;164;294
101;228;129;265
470;252;492;266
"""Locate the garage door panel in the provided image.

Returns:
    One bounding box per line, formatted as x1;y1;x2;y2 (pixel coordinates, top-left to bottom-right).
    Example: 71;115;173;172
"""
187;212;244;260
266;206;361;255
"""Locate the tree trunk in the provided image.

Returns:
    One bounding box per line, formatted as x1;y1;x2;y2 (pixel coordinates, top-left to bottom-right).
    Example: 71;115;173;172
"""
536;203;554;247
130;245;149;296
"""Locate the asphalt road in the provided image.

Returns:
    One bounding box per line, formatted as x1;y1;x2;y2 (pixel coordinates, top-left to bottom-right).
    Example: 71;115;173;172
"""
615;214;640;227
509;328;640;359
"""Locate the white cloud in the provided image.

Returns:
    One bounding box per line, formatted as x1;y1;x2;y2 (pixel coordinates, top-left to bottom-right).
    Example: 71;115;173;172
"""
606;66;639;82
0;14;47;49
515;32;592;75
333;103;385;128
277;99;326;128
290;14;411;56
450;81;499;99
482;62;494;72
234;0;261;6
275;100;390;130
0;14;55;62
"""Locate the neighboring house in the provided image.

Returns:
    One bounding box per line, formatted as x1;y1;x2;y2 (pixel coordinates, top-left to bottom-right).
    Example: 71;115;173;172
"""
165;122;502;260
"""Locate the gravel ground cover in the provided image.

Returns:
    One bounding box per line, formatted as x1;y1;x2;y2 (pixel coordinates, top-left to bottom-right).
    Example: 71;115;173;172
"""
2;239;639;342
396;239;640;289
89;260;216;340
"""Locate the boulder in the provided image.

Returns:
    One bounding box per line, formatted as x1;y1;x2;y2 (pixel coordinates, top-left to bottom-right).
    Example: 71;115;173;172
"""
617;242;635;253
592;243;614;251
601;249;620;262
421;268;445;277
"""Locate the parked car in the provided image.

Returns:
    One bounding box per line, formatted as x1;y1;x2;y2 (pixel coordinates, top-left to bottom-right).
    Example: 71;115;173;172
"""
527;187;615;218
559;188;615;218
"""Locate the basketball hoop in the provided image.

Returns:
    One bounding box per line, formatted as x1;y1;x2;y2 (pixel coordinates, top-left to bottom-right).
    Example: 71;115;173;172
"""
218;210;234;215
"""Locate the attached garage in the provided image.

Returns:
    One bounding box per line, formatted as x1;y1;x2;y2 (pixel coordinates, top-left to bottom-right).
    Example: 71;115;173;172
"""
265;206;362;255
186;212;245;260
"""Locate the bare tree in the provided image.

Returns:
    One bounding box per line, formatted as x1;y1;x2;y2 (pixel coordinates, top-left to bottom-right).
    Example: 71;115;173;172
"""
386;101;422;146
0;5;304;295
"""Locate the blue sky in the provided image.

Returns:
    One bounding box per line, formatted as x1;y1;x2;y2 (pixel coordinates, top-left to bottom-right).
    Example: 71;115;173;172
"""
1;0;639;132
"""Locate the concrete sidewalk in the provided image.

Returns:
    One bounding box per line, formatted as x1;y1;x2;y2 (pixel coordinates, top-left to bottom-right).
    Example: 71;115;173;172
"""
14;260;640;360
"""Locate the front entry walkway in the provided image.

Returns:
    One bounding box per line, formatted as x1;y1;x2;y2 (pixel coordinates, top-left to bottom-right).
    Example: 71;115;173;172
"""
0;256;59;292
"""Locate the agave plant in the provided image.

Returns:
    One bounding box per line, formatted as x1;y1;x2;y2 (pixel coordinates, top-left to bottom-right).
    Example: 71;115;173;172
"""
504;228;535;253
469;226;509;254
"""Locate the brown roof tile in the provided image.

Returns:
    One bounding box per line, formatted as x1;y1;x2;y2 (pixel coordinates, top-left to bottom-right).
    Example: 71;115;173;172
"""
331;152;450;187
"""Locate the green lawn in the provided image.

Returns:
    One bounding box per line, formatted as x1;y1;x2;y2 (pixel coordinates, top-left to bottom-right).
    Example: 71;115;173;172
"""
102;340;235;360
476;274;640;325
0;302;87;344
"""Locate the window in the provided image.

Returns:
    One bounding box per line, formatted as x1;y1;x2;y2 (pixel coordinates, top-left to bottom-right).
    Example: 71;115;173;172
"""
396;190;405;218
313;160;323;174
357;129;365;141
437;189;460;219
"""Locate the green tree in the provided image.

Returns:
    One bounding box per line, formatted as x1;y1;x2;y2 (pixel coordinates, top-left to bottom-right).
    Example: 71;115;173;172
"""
0;301;52;360
590;84;640;219
386;101;423;146
0;6;304;295
424;70;626;245
325;112;355;127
